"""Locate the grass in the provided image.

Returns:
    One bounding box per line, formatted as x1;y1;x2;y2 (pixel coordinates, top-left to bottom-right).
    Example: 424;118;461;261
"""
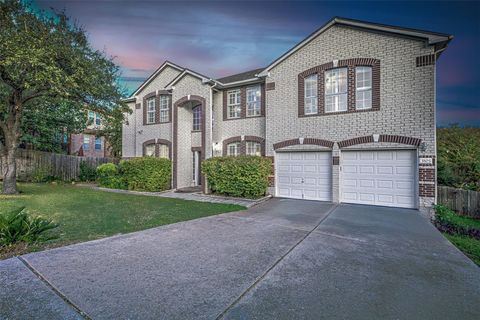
444;234;480;266
0;183;245;259
434;204;480;266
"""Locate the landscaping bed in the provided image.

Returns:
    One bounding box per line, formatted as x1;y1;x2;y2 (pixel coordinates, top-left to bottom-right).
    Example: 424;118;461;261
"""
0;183;245;260
434;204;480;266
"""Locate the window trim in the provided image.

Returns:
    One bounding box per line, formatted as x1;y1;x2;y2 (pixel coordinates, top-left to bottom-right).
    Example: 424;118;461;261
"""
298;58;380;117
246;85;261;117
159;95;170;123
146;97;156;124
192;105;202;131
324;67;348;113
227;89;241;119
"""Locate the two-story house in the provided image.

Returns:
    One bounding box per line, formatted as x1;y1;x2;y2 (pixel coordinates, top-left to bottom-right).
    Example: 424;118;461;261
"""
122;17;452;212
69;111;111;158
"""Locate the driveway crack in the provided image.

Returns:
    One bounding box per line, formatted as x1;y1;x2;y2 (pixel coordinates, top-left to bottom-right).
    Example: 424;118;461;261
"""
215;203;339;319
17;256;92;320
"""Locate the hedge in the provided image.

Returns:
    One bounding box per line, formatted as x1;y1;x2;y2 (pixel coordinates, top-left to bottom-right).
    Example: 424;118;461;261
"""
97;163;126;189
96;157;171;192
202;156;271;199
119;157;171;192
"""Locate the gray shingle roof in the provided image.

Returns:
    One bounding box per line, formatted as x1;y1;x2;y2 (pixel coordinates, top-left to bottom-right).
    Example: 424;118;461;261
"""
216;68;264;84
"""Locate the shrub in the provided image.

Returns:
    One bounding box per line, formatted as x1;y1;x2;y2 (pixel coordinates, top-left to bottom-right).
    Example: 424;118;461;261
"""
97;163;126;189
32;166;51;183
202;156;271;199
119;157;171;192
0;207;58;246
79;160;97;182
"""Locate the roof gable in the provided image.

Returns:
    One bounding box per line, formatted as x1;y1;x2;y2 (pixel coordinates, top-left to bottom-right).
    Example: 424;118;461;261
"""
258;17;452;76
130;61;184;97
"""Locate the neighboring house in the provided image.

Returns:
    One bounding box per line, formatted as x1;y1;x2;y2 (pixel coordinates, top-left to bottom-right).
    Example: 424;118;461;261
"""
69;111;111;158
122;17;452;212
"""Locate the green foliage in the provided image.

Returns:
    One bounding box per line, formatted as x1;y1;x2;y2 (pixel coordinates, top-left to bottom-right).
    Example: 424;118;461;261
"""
79;160;97;182
437;126;480;191
202;156;272;198
434;204;480;239
96;163;126;189
32;165;51;183
0;207;58;246
119;157;171;192
444;234;480;266
96;107;126;158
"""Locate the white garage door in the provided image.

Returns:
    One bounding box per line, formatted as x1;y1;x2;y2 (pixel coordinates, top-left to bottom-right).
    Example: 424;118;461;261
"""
276;151;332;201
341;150;416;208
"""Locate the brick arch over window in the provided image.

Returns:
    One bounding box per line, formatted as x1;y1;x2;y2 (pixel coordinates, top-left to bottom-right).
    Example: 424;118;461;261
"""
337;135;422;148
222;136;266;156
173;95;206;190
298;58;380;116
142;139;156;156
273;138;334;150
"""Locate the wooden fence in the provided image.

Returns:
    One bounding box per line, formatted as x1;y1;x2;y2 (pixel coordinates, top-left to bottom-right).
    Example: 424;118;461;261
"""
437;186;480;218
0;149;116;182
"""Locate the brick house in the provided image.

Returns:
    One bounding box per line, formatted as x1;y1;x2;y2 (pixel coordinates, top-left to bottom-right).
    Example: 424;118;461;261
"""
122;17;452;212
69;111;111;158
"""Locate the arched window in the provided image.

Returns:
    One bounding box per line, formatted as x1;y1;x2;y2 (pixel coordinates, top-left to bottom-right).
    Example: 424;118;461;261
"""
144;143;156;156
227;142;241;156
246;141;261;156
158;144;169;159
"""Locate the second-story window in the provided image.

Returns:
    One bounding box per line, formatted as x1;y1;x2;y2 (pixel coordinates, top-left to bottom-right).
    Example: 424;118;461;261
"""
356;66;372;110
192;105;201;131
325;68;347;113
147;97;156;124
247;85;261;117
88;111;95;124
304;74;318;115
227;90;241;119
159;96;169;122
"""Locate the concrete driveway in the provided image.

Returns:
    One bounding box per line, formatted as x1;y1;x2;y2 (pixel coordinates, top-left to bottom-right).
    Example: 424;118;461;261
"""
1;199;479;320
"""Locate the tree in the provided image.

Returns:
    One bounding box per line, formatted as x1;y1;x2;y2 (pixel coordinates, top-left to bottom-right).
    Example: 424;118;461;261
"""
0;0;127;194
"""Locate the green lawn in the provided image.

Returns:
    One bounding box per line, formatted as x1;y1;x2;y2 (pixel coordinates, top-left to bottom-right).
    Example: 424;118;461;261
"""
0;183;245;259
444;234;480;266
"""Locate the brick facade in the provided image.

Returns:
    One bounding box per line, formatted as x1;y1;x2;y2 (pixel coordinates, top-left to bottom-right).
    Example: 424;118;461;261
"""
121;19;450;212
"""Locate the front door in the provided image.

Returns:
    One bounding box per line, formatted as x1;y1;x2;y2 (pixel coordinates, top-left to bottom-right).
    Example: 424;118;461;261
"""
193;151;201;186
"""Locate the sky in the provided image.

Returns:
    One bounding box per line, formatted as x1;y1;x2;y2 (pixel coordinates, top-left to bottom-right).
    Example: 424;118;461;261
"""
33;0;480;126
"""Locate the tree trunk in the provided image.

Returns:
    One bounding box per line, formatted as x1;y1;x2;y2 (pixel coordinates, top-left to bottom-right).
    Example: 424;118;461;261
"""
1;145;17;194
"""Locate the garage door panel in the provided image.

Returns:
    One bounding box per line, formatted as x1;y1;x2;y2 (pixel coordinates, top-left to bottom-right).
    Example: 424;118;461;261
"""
276;151;332;202
341;150;416;209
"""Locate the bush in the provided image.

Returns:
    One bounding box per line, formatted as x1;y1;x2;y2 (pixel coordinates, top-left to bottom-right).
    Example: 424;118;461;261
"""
202;156;271;199
79;160;97;182
32;166;51;183
97;163;126;189
119;157;171;192
0;207;58;246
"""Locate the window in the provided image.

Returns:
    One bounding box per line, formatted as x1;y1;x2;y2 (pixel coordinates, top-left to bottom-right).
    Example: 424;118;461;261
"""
356;66;372;110
95;113;101;126
227;142;241;156
246;141;261;156
247;85;261;117
159;96;169;122
95;137;101;150
227;90;241;119
147;97;156;124
83;135;90;151
144;144;155;156
325;68;347;113
304;74;318;114
158;144;169;159
88;111;95;124
192;105;202;131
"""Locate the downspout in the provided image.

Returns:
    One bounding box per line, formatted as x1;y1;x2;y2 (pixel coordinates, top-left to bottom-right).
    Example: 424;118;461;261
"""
134;96;137;156
209;81;217;159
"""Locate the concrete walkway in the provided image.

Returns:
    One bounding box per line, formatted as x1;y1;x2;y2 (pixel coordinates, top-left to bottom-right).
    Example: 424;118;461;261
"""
82;185;264;207
1;199;479;319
